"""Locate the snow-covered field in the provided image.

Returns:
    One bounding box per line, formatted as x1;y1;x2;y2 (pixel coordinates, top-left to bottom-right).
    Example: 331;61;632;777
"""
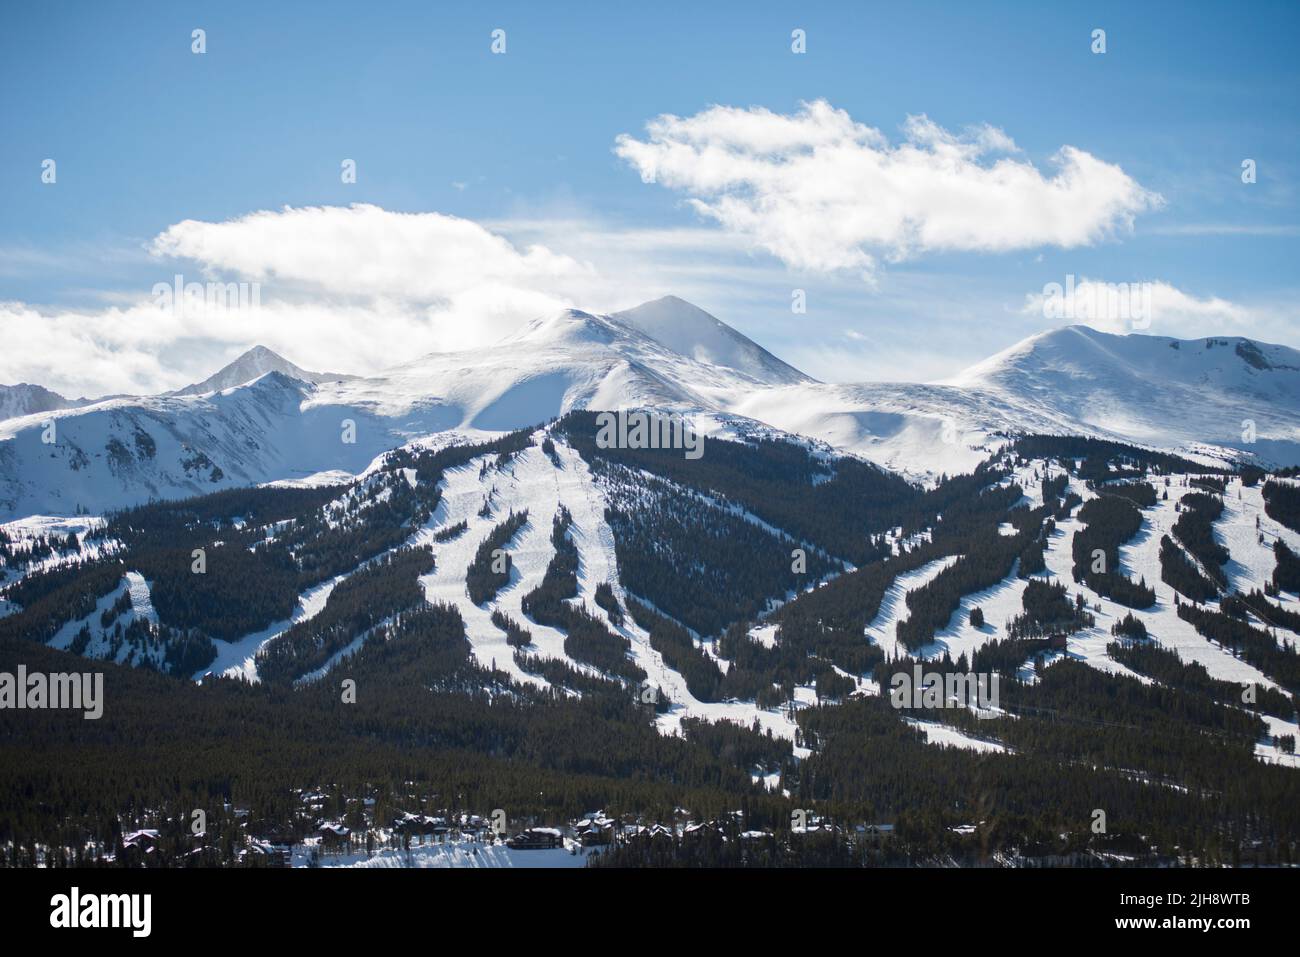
904;717;1011;754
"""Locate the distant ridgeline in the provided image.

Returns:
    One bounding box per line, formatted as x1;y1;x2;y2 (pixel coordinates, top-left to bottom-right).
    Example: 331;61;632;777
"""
0;424;1298;868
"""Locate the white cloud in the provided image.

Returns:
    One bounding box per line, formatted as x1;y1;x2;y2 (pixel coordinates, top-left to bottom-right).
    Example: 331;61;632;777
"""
150;203;593;304
1022;277;1250;336
0;300;176;397
615;100;1163;277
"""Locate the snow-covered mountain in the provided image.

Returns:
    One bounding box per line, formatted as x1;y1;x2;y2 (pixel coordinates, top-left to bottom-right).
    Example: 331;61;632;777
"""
170;344;356;396
317;300;814;426
0;372;393;517
0;383;84;420
0;301;799;516
3;299;1300;517
948;325;1300;463
319;307;719;426
727;326;1300;477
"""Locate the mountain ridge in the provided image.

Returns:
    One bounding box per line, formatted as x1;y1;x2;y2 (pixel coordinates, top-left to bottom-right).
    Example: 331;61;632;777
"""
2;300;1298;517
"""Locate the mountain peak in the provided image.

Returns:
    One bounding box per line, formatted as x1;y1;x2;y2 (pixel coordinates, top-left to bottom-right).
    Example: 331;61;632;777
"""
171;345;356;397
500;308;619;348
611;296;812;385
643;294;697;310
239;344;284;361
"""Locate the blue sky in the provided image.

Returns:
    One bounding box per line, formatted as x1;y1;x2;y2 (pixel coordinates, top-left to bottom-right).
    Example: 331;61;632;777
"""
2;0;1297;395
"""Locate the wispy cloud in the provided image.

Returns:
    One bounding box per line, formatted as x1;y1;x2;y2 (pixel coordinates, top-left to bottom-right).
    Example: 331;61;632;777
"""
1146;223;1300;237
1021;277;1252;336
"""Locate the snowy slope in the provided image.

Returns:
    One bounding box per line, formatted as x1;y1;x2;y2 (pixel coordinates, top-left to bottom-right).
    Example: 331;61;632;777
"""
405;436;818;745
857;464;1300;767
729;327;1300;479
948;326;1300;466
611;296;810;386
729;381;1073;479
